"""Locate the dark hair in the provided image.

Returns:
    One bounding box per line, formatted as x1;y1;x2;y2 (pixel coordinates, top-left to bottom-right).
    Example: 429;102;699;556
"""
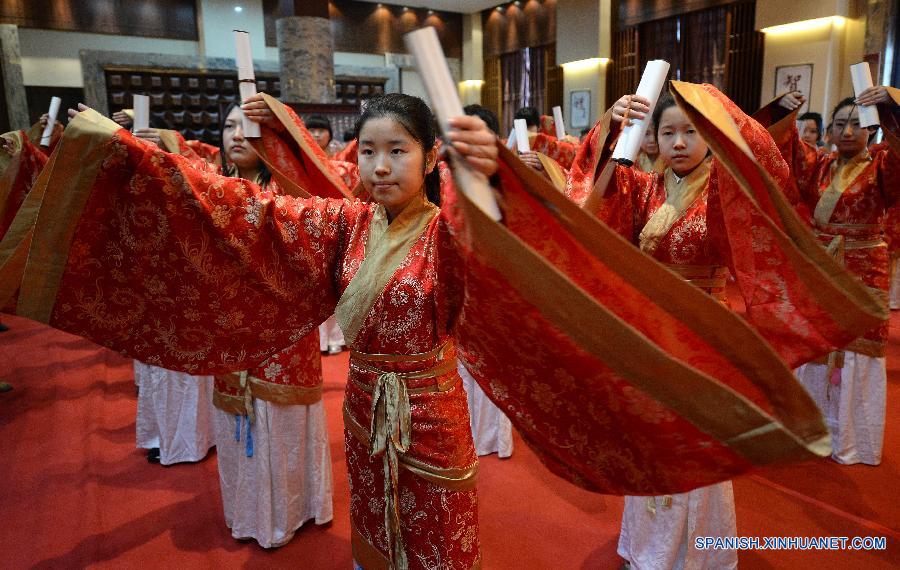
220;101;271;188
342;129;355;143
354;93;441;206
651;94;677;138
830;97;857;123
464;104;500;135
798;111;823;131
305;114;333;142
514;106;540;128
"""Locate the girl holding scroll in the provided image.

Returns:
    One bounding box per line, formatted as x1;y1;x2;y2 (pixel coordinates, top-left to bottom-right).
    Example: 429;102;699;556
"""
755;84;899;466
210;102;334;548
572;92;739;570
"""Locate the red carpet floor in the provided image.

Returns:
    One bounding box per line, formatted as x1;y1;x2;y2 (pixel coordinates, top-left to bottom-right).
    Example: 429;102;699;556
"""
0;313;897;569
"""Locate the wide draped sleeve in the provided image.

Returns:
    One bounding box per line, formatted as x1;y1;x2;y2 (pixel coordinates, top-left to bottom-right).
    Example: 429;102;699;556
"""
1;108;367;374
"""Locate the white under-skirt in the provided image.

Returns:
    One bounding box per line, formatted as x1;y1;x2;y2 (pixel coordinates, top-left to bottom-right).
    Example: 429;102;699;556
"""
618;482;737;570
134;361;215;465
458;362;513;458
214;399;333;548
318;314;345;353
795;352;886;465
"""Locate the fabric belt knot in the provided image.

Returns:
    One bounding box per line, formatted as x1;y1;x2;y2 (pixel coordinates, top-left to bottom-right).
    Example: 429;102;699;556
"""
369;371;412;570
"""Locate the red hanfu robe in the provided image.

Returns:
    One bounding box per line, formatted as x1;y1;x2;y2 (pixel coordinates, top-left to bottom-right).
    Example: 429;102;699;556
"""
1;86;883;568
566;83;886;369
755;91;900;356
0;131;48;240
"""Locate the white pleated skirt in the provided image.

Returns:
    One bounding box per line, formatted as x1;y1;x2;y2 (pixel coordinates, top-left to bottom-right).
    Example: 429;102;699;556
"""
618;482;737;570
214;398;334;548
458;362;513;458
318;314;345;353
796;352;886;465
134;361;215;465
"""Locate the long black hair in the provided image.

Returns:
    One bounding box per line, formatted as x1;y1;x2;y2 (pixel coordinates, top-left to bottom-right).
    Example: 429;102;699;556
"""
354;93;441;206
220;101;271;188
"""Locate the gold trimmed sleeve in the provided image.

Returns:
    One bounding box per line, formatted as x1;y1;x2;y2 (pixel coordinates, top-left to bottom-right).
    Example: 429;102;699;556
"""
15;109;121;322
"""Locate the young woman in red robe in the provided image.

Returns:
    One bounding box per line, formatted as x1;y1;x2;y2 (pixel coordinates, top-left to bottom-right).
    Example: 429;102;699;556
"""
755;85;900;466
0;81;877;569
210;102;333;547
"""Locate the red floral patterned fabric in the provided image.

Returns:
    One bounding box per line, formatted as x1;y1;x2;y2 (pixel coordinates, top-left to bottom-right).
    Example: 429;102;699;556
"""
567;84;880;367
764;102;900;352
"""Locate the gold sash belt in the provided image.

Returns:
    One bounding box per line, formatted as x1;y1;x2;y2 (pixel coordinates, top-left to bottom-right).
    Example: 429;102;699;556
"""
663;264;728;302
349;341;471;570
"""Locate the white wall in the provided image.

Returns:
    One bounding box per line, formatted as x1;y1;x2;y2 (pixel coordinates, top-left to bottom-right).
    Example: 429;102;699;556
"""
557;0;610;133
757;0;865;119
197;0;266;60
18;28;198;87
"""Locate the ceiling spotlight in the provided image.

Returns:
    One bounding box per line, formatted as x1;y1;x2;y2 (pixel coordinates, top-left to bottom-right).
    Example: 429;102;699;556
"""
234;5;243;13
427;9;434;15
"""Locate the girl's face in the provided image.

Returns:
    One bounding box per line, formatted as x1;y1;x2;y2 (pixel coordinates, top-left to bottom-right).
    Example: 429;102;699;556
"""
222;106;261;171
831;106;869;158
358;116;437;219
309;127;331;151
657;106;709;177
641;123;658;156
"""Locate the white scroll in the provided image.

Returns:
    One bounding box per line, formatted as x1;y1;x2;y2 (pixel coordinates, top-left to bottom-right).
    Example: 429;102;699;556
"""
850;62;880;128
611;59;670;166
506;127;517;150
404;27;501;221
513;119;530;153
132;94;150;132
552;105;566;140
234;30;261;138
39;96;61;147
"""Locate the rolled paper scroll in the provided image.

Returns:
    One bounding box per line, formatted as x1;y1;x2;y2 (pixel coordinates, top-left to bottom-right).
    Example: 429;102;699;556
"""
132;94;150;133
404;26;501;221
850;62;880;128
553;105;566;140
506;127;517;150
514;119;530;153
612;59;670;166
234;30;261;138
39;96;61;147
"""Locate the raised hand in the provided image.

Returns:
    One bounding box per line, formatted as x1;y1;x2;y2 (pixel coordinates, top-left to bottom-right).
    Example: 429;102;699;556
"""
240;93;284;132
778;91;806;111
445;115;499;178
856;85;891;107
611;94;651;126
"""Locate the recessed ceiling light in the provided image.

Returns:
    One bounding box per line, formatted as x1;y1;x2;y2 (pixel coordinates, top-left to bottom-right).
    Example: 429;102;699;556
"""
234;6;243;13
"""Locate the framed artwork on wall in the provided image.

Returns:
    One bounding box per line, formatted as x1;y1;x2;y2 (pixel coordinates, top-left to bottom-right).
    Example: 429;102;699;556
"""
570;89;591;129
774;64;813;114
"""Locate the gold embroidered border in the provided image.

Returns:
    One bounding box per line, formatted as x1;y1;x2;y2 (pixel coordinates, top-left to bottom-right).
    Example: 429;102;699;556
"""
670;81;886;339
349;358;458;395
157;129;184;155
467;142;831;466
17;109;122;322
212;390;246;415
343;405;479;491
257;93;349;198
813;152;873;227
350;340;450;363
846;337;887;358
350;523;482;570
215;371;323;405
335;197;438;346
536;152;567;191
0;142;62;309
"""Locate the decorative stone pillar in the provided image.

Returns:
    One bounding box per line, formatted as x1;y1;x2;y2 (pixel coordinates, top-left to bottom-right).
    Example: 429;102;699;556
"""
0;24;29;130
277;16;335;103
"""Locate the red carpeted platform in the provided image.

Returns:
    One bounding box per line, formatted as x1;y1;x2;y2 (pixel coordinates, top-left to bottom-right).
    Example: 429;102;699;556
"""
0;313;897;569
